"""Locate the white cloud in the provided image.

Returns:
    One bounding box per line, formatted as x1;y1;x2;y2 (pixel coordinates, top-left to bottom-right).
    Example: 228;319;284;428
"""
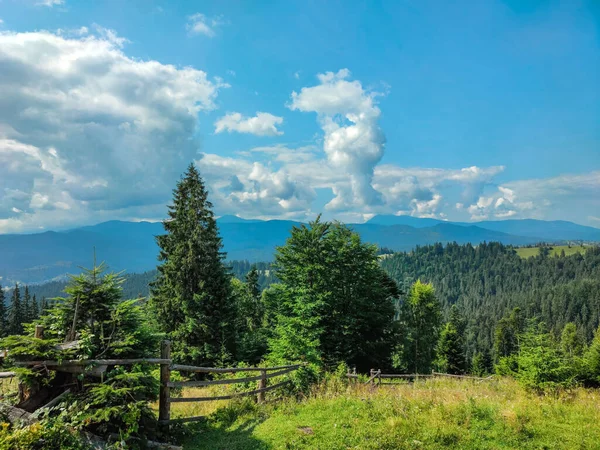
186;13;225;37
0;29;227;233
37;0;64;6
463;172;600;222
215;112;284;136
289;69;385;211
294;71;300;79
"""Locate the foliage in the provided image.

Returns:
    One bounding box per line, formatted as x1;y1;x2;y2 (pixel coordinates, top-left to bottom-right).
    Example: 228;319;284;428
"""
0;421;90;450
394;280;441;373
0;285;6;337
511;322;577;392
150;163;236;366
265;217;399;371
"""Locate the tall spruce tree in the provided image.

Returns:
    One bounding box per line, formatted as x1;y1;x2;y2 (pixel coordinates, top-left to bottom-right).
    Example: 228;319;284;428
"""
30;294;39;322
150;163;235;366
7;283;23;335
0;285;6;337
22;286;31;323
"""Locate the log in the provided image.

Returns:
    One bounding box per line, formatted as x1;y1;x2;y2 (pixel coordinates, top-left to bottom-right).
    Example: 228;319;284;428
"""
432;372;493;381
35;389;71;413
0;403;36;425
0;371;16;378
169;380;291;403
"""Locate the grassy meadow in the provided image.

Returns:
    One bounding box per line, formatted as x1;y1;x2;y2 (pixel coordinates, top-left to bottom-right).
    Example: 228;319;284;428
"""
515;245;587;259
177;377;600;450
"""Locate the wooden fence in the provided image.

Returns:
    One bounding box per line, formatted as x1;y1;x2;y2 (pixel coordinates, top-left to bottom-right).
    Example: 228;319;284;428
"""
348;369;493;385
10;339;303;428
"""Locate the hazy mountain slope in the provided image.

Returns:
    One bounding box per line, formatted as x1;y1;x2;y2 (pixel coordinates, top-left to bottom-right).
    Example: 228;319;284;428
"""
1;216;597;285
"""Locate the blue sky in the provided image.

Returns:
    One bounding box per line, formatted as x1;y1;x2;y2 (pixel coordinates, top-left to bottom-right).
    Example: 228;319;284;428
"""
0;0;598;232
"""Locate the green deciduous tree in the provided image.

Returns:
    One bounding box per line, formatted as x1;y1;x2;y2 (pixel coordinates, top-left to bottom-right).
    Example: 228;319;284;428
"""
266;218;399;371
150;163;236;366
394;280;442;374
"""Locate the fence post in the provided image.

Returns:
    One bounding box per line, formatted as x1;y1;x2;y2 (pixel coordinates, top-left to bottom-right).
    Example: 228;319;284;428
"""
378;369;381;386
159;340;171;427
34;325;44;339
257;369;267;403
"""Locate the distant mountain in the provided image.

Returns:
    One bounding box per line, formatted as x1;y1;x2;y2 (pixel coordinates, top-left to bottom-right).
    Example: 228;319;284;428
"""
1;216;598;285
367;215;600;242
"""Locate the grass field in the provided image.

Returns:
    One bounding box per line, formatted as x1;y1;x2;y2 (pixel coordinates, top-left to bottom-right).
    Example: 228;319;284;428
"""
515;245;587;259
180;377;600;449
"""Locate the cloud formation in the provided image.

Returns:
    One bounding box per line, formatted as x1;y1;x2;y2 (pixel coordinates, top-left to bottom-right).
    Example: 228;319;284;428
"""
289;69;385;211
0;29;227;232
37;0;64;6
215;112;284;136
186;13;225;37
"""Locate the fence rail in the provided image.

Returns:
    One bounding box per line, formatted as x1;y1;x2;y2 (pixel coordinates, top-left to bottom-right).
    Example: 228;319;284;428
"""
350;369;492;385
4;339;302;428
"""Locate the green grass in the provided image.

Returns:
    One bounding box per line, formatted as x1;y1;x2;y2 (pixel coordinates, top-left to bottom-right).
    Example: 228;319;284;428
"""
515;245;587;259
181;378;600;449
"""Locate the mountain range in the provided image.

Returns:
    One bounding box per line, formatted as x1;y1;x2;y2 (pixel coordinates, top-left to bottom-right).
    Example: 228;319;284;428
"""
1;215;599;285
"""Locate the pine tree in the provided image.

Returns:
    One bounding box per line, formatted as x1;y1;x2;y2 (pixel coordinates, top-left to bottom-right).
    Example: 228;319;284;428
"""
40;297;48;315
7;283;23;335
150;163;236;366
0;285;6;337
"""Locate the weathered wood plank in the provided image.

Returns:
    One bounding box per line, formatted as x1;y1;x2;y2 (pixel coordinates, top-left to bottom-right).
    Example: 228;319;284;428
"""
15;358;171;367
171;363;300;374
432;372;493;380
161;415;206;424
168;364;300;388
169;380;291;403
0;371;16;378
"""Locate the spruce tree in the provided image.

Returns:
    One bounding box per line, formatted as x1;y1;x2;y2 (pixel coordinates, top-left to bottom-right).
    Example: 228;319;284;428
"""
150;163;236;366
7;283;23;335
0;285;6;336
31;294;39;321
436;305;467;374
23;286;31;323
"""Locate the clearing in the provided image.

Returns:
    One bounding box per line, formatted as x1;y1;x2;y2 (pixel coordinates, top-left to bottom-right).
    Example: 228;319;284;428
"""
515;245;587;258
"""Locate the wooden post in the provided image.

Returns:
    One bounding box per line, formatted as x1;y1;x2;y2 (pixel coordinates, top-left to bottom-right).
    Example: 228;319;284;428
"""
159;340;171;427
34;325;44;339
378;370;381;386
257;370;267;403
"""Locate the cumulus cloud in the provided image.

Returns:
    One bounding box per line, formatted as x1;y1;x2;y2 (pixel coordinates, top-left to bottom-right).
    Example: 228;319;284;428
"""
186;13;225;37
215;112;284;136
0;29;227;232
289;69;385;211
195;153;316;219
461;172;600;222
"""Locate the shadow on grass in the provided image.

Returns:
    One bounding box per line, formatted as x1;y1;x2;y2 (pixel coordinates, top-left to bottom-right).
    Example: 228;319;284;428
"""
182;417;270;450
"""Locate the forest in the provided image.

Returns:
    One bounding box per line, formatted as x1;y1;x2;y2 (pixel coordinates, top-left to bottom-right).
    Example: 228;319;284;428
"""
0;164;599;449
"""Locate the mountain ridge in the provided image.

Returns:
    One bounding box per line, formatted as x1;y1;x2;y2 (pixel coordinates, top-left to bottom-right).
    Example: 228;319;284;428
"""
1;216;598;285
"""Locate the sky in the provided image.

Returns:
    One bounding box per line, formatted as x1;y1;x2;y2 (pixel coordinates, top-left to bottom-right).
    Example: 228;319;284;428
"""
0;0;599;233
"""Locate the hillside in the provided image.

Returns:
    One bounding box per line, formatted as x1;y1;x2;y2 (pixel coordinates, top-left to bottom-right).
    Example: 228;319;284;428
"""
179;378;600;449
2;216;598;285
381;242;600;357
